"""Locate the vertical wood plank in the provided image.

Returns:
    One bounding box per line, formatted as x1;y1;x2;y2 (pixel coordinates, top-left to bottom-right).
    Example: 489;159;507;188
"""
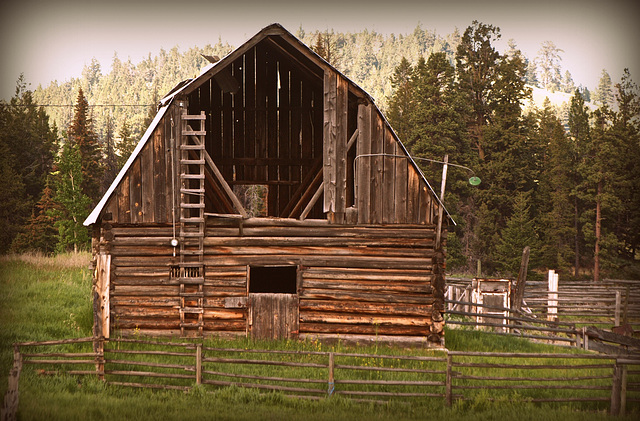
395;147;408;224
356;104;371;224
140;140;154;223
407;166;418;223
300;78;313;181
255;46;268;183
267;50;279;216
323;70;337;214
244;49;256;181
233;57;245;182
278;61;291;216
289;70;302;204
382;127;395;224
222;88;234;181
117;172;131;223
369;110;383;224
129;159;142;223
153;123;167;223
334;75;348;223
211;79;223;160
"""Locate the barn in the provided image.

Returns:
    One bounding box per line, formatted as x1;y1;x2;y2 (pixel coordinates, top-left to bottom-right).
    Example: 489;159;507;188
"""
84;24;452;347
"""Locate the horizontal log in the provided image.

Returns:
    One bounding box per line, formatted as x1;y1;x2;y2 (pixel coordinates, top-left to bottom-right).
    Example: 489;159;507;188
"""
105;370;195;380
111;236;434;248
299;299;433;317
202;370;326;384
303;269;431;283
299;312;430;326
107;381;190;391
202;357;327;369
111;297;180;307
302;279;432;294
299;322;427;336
298;333;442;347
110;245;433;259
300;288;434;304
335;379;444;387
201;379;325;395
112;255;432;270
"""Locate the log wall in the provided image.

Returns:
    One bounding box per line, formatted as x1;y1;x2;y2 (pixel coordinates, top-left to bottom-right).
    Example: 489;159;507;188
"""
96;219;444;343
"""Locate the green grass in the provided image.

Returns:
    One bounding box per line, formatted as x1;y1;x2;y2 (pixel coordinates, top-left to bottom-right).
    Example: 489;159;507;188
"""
1;253;638;420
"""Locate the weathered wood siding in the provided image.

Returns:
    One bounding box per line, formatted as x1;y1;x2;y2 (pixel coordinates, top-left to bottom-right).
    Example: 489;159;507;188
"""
101;104;181;225
98;219;444;342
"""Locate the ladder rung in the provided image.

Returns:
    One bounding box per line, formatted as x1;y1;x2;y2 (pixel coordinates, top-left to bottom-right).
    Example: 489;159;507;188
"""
180;322;204;328
180;307;204;314
182;130;206;136
180;174;204;179
180;188;204;195
182;114;207;120
181;159;205;165
179;292;204;298
180;203;205;208
180;144;205;150
181;217;205;223
181;233;204;239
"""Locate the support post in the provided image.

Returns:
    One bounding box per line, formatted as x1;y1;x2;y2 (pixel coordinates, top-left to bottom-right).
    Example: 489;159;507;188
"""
611;361;623;416
615;290;621;327
445;353;453;407
435;155;448;251
512;246;530;313
327;352;335;397
196;343;202;386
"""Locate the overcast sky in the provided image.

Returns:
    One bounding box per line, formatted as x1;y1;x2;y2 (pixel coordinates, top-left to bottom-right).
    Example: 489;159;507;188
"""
1;0;639;101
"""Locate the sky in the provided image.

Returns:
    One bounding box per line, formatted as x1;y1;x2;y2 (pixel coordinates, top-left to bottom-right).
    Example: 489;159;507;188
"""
1;0;639;101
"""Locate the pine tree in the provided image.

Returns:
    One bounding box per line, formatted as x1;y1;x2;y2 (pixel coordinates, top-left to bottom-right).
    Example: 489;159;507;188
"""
536;100;575;275
535;41;563;92
52;141;91;253
593;69;613;107
68;88;103;205
386;57;416;146
10;180;59;254
567;89;591;278
495;191;538;275
562;70;576;94
116;117;136;169
455;21;501;161
102;113;119;193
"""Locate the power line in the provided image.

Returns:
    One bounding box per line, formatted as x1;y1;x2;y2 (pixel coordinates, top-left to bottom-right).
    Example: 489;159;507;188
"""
7;104;155;108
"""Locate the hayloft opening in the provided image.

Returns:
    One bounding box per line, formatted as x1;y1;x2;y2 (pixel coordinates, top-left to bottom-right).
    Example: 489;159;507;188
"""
249;265;297;294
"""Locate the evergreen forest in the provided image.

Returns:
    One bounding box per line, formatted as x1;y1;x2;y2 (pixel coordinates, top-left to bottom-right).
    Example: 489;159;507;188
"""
1;22;639;282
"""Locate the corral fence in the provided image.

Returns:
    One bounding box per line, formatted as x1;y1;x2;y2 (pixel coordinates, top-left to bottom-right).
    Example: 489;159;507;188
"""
445;277;640;354
2;337;639;420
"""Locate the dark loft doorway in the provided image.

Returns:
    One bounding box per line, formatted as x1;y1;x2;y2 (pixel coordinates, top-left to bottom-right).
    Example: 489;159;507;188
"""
249;265;297;294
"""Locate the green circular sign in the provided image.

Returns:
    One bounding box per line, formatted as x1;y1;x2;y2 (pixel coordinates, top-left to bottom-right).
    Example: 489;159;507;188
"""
469;176;481;186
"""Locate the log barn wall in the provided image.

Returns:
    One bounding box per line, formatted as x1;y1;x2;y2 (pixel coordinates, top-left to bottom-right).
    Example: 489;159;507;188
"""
94;218;444;343
87;24;448;347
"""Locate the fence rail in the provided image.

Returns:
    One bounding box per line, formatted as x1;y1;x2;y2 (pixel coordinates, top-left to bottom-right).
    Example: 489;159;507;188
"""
2;337;640;419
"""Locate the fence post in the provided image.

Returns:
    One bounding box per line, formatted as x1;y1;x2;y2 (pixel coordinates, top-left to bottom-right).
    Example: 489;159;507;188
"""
328;352;335;397
196;343;202;386
610;360;625;416
445;354;452;407
1;345;22;421
614;291;621;326
94;336;105;380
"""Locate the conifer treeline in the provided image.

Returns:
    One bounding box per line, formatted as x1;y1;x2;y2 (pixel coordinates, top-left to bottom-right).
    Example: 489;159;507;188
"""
385;21;640;280
1;22;638;280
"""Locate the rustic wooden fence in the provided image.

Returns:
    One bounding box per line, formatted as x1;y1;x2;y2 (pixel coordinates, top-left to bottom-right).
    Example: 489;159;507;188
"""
2;337;639;419
445;277;640;352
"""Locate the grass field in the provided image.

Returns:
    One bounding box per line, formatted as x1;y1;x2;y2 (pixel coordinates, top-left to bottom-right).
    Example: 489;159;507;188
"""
1;253;637;420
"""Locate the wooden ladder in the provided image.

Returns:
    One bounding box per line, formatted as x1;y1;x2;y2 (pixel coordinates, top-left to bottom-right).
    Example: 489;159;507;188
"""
178;110;207;337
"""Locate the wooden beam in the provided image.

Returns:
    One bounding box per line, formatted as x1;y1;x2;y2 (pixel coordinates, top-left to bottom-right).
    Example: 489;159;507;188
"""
300;182;324;221
185;125;248;218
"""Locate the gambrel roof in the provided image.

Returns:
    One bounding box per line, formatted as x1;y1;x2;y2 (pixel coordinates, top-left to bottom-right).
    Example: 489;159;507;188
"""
85;23;451;226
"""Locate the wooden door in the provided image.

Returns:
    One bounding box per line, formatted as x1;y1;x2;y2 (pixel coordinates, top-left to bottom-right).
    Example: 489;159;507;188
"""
249;293;299;340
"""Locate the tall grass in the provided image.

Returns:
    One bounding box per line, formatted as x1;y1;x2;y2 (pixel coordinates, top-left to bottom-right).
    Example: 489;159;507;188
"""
1;253;637;420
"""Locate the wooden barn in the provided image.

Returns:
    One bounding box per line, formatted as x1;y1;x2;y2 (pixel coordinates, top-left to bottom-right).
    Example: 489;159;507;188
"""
84;24;452;347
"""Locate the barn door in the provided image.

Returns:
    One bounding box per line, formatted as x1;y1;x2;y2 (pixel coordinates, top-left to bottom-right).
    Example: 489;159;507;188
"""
248;265;299;340
249;293;299;340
